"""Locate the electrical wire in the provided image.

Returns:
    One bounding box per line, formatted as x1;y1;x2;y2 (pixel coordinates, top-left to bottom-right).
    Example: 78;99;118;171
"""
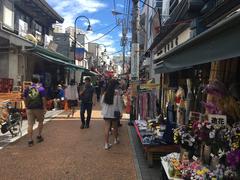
93;23;116;32
86;24;119;43
139;0;156;12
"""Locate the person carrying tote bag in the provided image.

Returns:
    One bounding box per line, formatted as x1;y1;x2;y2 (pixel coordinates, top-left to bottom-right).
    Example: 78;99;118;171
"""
101;79;122;150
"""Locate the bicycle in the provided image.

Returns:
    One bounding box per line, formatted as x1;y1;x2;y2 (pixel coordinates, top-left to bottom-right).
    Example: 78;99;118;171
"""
0;102;23;137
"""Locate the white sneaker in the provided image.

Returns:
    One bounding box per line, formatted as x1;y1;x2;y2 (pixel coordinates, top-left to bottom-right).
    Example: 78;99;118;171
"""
114;138;120;144
104;143;112;150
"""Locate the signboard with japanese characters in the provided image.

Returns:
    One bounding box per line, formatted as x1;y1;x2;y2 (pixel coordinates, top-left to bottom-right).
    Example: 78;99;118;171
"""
19;19;28;37
131;43;139;80
208;114;227;126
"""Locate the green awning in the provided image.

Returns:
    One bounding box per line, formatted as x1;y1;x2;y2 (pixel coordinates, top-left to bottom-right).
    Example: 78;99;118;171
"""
82;70;99;76
154;11;240;74
27;45;87;71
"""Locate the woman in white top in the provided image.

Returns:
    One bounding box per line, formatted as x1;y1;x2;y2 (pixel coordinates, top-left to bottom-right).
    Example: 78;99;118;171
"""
101;79;122;150
65;79;79;117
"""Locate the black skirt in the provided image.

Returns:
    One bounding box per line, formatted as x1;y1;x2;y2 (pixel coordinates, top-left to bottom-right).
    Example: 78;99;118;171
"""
68;100;78;108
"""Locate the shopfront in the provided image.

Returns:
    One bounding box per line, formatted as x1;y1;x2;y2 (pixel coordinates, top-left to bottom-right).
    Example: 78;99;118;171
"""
149;10;240;180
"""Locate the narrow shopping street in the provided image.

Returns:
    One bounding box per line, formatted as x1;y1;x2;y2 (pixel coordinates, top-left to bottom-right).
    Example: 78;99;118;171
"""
0;104;137;180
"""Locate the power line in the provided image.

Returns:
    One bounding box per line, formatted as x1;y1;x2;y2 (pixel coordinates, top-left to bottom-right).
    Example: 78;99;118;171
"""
139;0;156;12
93;23;116;32
86;24;119;43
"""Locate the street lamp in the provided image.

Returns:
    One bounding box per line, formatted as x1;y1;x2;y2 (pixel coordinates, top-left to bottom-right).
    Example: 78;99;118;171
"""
74;15;92;64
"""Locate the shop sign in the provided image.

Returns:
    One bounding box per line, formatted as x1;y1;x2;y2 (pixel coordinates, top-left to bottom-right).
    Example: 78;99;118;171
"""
131;43;139;80
75;48;85;61
208;114;227;126
19;19;28;37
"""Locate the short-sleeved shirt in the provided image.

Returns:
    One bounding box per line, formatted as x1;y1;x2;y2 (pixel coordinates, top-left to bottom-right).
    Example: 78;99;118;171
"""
57;89;65;100
80;85;94;104
24;83;46;109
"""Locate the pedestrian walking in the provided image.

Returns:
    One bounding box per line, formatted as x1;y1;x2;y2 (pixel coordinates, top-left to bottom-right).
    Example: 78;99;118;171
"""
101;79;123;150
23;77;47;147
79;77;95;129
65;79;79;118
95;79;101;102
53;84;65;110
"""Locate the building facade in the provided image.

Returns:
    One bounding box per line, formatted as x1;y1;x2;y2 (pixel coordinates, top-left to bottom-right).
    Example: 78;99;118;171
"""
0;0;65;89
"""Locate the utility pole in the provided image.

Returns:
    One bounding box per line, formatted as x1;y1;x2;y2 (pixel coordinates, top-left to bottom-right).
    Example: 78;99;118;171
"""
122;19;127;74
131;0;140;80
129;0;140;124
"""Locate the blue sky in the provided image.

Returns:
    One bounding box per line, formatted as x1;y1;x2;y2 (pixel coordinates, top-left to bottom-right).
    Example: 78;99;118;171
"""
46;0;130;56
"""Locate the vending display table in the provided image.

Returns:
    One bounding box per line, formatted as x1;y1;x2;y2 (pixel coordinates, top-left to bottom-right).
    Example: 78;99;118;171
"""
134;122;179;167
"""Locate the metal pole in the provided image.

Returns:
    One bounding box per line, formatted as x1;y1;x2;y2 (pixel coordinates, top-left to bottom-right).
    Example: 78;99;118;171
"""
122;19;126;74
122;45;126;74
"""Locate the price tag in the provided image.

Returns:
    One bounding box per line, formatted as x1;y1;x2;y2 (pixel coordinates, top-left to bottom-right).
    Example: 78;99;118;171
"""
208;114;227;126
192;156;198;161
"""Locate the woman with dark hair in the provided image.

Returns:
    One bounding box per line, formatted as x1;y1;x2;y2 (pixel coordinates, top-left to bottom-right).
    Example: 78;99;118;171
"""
101;79;123;150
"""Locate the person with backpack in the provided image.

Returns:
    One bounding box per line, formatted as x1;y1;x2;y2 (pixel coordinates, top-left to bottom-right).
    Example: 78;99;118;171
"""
23;77;47;147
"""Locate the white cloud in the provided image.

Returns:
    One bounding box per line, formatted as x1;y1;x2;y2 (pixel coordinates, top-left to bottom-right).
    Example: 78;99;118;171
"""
47;0;119;56
83;18;101;26
47;0;106;29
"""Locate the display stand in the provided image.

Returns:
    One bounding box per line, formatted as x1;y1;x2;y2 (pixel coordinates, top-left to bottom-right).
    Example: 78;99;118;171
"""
134;122;179;167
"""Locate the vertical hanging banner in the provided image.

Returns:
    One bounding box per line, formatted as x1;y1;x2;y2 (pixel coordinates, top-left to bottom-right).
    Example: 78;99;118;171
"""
75;48;85;61
131;43;139;80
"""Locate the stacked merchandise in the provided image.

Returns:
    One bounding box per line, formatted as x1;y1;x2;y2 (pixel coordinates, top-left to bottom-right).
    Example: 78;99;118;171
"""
135;117;167;145
135;114;176;145
134;84;177;146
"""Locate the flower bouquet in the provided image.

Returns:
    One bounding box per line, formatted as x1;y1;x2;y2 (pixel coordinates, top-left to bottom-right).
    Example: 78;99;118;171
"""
174;125;195;160
227;149;240;177
192;120;220;164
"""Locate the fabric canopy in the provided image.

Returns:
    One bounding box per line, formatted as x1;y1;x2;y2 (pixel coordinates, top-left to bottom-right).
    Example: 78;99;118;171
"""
28;45;87;72
155;11;240;74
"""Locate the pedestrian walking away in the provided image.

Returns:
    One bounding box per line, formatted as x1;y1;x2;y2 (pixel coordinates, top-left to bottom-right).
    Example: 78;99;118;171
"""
65;79;79;118
101;79;123;150
23;76;47;147
95;79;101;102
79;77;95;129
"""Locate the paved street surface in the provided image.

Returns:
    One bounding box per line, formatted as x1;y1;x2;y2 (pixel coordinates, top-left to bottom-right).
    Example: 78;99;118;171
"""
0;110;63;149
0;104;137;180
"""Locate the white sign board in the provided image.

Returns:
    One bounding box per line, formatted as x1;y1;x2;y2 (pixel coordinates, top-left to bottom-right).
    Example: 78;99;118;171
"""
19;19;28;37
131;43;139;80
208;114;227;126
